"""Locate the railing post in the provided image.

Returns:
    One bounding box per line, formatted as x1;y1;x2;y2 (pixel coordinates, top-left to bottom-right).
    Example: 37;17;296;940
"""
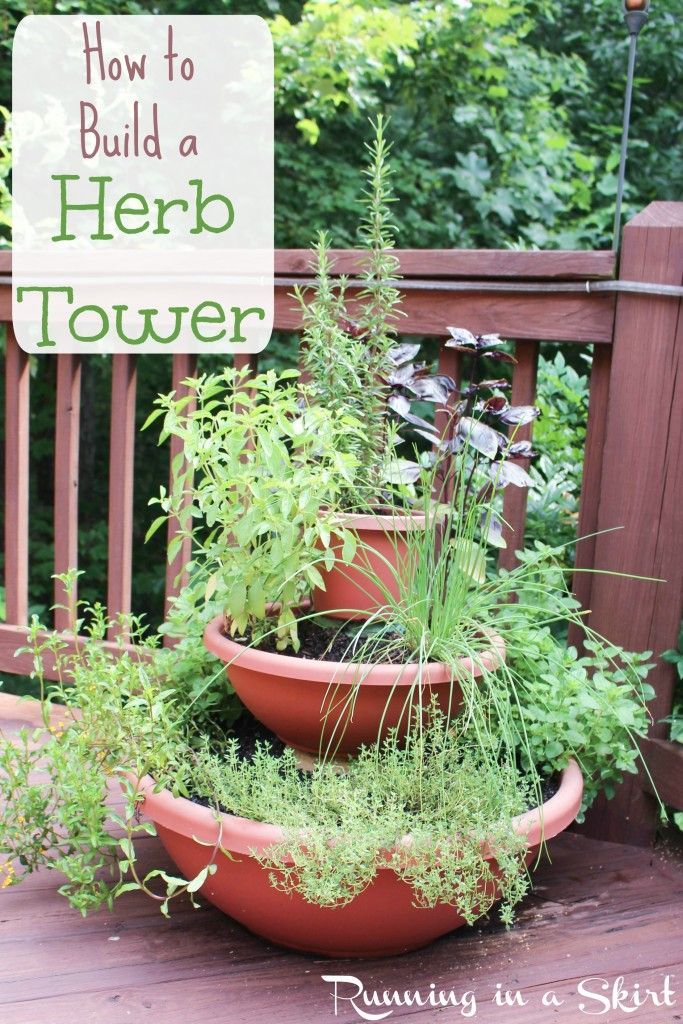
580;202;683;845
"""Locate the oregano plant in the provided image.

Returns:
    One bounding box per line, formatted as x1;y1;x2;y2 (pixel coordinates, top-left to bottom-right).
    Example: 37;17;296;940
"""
0;578;215;916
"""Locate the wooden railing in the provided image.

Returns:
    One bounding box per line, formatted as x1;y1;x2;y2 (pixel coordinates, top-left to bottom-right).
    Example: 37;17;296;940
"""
0;201;681;845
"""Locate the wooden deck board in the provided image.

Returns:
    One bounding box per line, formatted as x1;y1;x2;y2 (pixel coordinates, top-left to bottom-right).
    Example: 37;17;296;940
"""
1;701;681;1023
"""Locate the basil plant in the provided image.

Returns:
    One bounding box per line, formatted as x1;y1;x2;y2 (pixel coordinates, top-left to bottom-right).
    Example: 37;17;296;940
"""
146;367;363;650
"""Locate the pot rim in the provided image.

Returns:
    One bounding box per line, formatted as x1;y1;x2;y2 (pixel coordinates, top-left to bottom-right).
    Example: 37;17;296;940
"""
204;614;506;684
327;509;428;532
135;759;583;859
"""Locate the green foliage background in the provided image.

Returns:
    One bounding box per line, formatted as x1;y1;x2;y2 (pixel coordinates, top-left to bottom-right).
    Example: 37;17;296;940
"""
0;0;680;629
2;0;681;249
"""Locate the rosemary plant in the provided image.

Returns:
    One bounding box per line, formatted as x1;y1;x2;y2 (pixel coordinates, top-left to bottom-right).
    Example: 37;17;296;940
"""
296;116;404;505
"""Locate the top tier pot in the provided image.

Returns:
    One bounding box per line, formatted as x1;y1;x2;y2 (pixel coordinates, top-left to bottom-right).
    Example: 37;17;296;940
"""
312;510;426;620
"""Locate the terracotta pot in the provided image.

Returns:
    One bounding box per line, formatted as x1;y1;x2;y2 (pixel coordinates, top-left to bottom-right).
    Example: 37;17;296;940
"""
138;760;583;958
204;614;506;756
312;511;426;620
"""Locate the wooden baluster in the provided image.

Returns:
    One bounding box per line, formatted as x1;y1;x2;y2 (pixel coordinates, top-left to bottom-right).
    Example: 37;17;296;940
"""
4;325;30;626
233;353;259;377
569;343;612;642
53;355;81;632
234;353;259;453
298;337;311;385
107;355;137;639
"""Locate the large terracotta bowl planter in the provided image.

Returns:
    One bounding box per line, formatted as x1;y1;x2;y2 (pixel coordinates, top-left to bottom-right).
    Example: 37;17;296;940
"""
312;511;426;620
138;760;583;958
204;614;506;756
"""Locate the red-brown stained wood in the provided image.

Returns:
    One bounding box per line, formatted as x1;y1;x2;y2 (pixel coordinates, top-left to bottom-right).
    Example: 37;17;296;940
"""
297;337;311;385
274;285;615;343
0;625;152;679
0;690;680;1024
4;325;30;626
0;286;10;322
275;248;617;279
107;356;137;639
163;354;197;629
569;342;612;644
498;340;539;571
233;353;260;447
233;353;259;376
640;736;683;811
581;203;683;846
233;353;260;400
53;355;81;631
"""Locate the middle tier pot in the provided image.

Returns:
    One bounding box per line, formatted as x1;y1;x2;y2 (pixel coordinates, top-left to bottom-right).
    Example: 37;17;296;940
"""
203;614;506;756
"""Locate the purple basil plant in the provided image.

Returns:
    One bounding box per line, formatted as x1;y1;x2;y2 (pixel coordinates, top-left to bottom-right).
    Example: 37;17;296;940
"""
382;327;541;544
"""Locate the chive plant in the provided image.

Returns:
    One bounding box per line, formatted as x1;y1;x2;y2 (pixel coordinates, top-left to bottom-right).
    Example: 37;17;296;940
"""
295;446;659;816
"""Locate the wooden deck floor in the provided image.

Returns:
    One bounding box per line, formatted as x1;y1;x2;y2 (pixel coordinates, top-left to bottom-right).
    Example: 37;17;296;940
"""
1;698;682;1024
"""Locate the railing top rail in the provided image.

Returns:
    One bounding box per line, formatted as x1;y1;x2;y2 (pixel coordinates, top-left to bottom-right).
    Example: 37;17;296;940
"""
0;246;618;343
274;248;617;279
0;248;617;281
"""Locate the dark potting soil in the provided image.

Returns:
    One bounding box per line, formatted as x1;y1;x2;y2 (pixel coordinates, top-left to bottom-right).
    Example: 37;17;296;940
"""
241;616;413;665
189;712;286;815
539;775;559;804
229;713;286;762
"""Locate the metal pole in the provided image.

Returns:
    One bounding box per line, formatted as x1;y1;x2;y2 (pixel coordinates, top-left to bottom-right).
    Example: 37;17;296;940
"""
612;2;650;252
612;33;639;251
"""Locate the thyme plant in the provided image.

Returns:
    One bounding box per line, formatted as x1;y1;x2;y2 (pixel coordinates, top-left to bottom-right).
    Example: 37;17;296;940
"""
190;714;531;925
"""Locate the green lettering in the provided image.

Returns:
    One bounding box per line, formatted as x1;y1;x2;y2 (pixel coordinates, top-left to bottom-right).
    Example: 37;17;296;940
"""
153;196;189;235
69;303;109;343
112;305;189;345
114;193;150;234
51;174;113;241
229;305;265;344
191;301;226;342
16;286;73;348
188;178;234;235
